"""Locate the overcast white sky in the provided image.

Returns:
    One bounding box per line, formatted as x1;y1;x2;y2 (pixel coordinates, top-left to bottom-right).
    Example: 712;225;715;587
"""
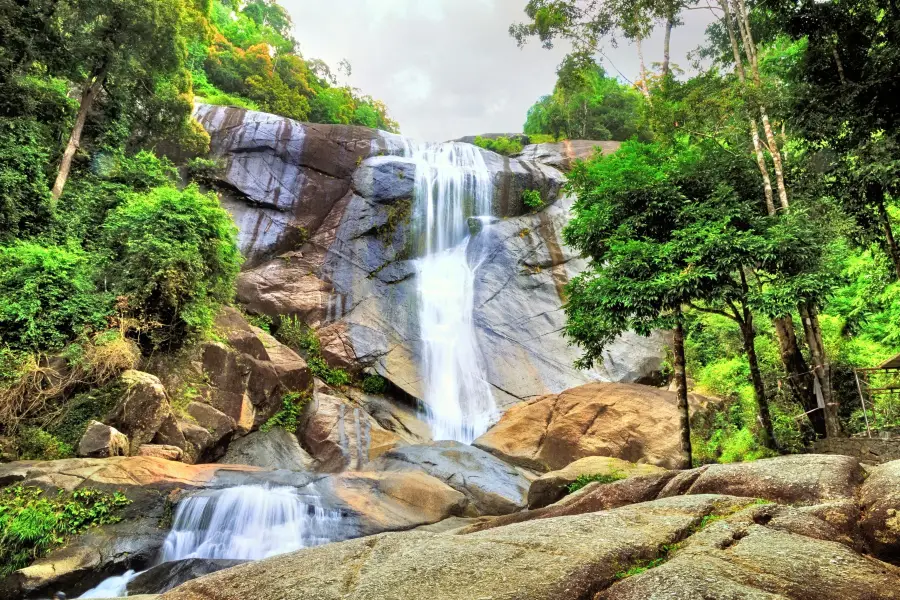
283;0;717;141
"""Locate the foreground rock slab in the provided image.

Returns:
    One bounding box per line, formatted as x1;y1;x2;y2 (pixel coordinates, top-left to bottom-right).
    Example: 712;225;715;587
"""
599;502;900;600
128;559;248;595
159;495;751;600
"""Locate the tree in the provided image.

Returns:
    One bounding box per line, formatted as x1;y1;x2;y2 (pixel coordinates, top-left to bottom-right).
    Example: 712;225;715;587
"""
49;0;193;200
561;139;830;460
523;53;647;141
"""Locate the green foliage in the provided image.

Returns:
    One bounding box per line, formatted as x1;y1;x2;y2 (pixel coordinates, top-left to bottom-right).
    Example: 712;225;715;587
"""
260;391;309;433
0;243;112;352
244;312;273;333
199;0;397;130
186;157;225;184
275;316;350;387
522;189;544;211
361;374;387;395
0;486;130;577
308;356;351;387
566;470;626;494
473;136;523;156
14;428;74;460
102;184;241;348
523;54;647;142
0;118;55;241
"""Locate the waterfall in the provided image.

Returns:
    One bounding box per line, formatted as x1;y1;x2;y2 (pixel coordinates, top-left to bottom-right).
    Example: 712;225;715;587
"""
408;142;498;443
79;485;345;598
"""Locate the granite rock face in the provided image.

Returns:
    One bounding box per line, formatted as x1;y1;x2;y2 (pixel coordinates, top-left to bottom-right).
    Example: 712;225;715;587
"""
196;105;667;417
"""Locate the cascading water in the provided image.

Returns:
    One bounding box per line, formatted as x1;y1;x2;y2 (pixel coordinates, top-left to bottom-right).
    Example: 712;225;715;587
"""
79;485;345;598
407;142;498;443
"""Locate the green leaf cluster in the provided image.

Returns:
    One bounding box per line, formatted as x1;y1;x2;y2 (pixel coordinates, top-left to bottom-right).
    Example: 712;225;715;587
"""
473;136;523;156
0;486;130;577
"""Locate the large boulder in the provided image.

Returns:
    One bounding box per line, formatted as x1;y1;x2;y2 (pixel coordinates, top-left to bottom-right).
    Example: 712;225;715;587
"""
860;458;900;559
158;495;754;600
220;428;315;471
77;421;128;458
196;307;311;433
107;370;173;455
299;382;404;472
659;454;864;505
474;383;698;471
527;456;667;509
308;470;468;536
370;440;532;515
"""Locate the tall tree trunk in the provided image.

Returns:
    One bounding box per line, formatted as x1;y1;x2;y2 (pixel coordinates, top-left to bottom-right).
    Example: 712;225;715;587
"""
752;122;776;214
673;310;692;469
662;18;674;82
872;183;900;280
772;315;827;438
799;302;841;437
51;64;108;202
832;43;847;86
635;35;651;99
738;312;777;451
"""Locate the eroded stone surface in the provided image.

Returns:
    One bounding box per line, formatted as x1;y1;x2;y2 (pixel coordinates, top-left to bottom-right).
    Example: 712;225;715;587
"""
860;458;900;559
527;456;667;509
370;440;532;515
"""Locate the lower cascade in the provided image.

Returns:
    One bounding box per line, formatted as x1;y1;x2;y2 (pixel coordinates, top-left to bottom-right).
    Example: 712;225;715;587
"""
79;485;345;597
408;142;498;443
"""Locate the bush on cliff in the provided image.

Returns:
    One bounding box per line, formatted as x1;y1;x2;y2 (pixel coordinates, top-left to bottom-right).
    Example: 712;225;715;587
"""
0;243;112;353
102;184;242;349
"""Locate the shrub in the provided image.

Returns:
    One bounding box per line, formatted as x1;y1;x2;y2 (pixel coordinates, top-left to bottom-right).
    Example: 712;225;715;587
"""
522;189;544;212
361;374;387;394
14;427;73;460
0;118;55;241
0;243;112;352
260;391;310;433
187;157;225;184
473;135;524;156
0;486;130;577
566;470;626;494
244;312;273;333
275;316;349;386
101;184;241;349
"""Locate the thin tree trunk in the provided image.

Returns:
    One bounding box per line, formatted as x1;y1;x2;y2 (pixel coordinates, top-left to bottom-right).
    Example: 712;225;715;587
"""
662;18;674;82
772;315;827;438
832;44;847;86
635;35;651;99
673;310;692;469
52;64;108;201
738;313;777;451
799;302;841;437
873;183;900;280
758;109;790;210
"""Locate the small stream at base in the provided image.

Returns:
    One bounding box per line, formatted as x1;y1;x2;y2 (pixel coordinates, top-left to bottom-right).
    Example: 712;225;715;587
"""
79;485;345;597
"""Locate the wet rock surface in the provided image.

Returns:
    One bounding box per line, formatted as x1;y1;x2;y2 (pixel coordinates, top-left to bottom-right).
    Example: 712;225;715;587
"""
128;559;248;595
220;428;315;471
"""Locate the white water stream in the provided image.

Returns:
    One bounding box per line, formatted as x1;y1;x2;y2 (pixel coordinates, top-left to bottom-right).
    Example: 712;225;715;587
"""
407;142;498;443
79;485;344;598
